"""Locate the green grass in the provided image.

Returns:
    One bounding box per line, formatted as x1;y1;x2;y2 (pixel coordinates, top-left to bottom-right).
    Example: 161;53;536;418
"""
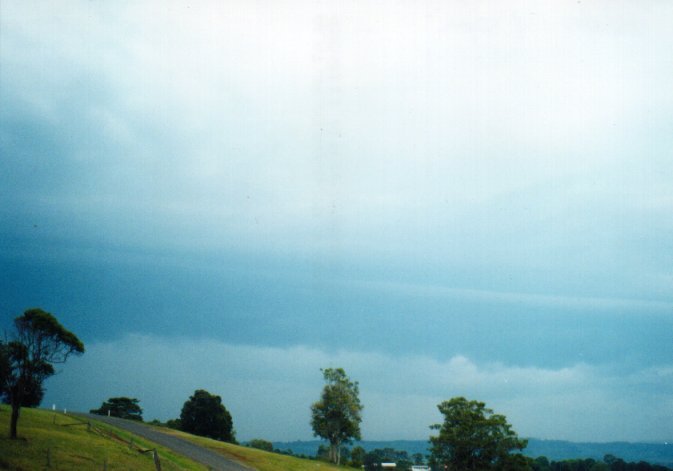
158;428;348;471
0;405;205;470
0;405;351;471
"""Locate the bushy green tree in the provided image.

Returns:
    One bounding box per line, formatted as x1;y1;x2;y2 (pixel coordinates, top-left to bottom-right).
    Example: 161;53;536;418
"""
179;389;236;443
310;368;363;465
429;396;528;470
4;308;84;439
316;443;331;461
350;446;366;468
248;438;273;452
363;449;381;470
165;418;182;430
1;374;44;408
532;456;551;471
90;397;143;421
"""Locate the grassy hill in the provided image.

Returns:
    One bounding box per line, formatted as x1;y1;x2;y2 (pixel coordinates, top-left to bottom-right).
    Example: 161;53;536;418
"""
0;406;346;471
0;405;205;470
158;428;346;471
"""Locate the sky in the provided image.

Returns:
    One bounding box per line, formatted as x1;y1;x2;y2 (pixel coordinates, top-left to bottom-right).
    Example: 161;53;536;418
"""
1;0;673;444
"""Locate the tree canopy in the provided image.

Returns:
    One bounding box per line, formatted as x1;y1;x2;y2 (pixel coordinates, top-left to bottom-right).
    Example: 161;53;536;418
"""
3;308;84;438
248;438;274;452
429;396;528;470
1;374;44;408
310;367;363;465
90;397;143;421
179;389;236;443
350;446;366;468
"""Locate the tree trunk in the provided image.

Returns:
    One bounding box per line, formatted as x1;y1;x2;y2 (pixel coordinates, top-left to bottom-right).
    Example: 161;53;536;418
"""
10;397;20;439
9;379;24;439
330;440;342;465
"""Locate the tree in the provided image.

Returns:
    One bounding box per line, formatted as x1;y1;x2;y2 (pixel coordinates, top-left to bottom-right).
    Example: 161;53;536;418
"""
350;446;366;468
4;308;84;439
316;443;331;461
90;397;143;421
179;389;235;442
165;418;182;430
429;396;528;470
532;456;552;471
248;439;273;452
1;374;44;407
413;452;426;465
310;367;364;465
363;449;384;471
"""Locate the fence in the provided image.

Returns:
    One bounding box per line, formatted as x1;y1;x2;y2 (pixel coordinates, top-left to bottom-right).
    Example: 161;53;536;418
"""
47;413;164;470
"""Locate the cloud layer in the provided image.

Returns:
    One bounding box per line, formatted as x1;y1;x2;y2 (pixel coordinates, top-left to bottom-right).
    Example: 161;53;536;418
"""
3;0;673;260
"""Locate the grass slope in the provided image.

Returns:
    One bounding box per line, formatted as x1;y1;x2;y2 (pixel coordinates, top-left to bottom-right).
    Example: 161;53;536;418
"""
0;406;348;471
158;427;346;471
0;405;204;470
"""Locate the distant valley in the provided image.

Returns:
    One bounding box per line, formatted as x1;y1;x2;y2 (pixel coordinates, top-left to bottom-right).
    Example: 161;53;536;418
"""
273;439;673;467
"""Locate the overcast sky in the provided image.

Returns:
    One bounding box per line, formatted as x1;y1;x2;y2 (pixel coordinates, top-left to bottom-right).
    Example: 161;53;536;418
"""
2;1;673;443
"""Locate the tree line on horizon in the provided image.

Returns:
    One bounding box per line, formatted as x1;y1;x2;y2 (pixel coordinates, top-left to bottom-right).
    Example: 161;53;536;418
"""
2;308;671;471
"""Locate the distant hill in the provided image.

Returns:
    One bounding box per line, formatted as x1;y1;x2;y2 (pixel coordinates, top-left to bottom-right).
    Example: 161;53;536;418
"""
274;439;673;467
524;439;673;467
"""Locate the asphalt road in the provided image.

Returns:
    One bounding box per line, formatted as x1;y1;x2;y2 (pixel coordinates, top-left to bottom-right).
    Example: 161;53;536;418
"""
77;413;254;471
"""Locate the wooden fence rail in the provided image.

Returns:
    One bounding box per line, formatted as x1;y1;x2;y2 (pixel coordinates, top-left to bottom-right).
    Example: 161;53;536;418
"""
50;413;163;470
